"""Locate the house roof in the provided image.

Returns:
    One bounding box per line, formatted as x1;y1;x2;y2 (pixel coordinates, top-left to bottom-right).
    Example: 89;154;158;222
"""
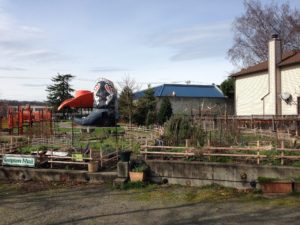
231;50;300;77
133;84;225;99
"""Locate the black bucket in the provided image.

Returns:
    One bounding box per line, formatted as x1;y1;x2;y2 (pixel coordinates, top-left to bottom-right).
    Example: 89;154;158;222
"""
120;151;132;162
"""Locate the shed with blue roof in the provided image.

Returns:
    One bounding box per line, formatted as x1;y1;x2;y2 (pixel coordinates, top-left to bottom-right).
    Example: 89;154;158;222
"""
134;84;226;114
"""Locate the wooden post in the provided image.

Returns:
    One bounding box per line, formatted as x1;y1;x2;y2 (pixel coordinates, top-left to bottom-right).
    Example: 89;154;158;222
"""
1;147;3;166
185;139;190;147
185;139;189;159
10;136;13;153
256;150;260;165
281;141;284;165
100;148;103;168
51;149;53;169
257;140;260;147
145;139;148;160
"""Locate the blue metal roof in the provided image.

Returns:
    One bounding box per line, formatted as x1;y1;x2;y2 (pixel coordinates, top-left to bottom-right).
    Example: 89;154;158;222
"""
134;84;225;99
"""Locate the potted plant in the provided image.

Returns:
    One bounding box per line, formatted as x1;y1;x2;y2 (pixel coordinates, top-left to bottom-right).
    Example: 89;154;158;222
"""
258;176;292;194
129;164;148;182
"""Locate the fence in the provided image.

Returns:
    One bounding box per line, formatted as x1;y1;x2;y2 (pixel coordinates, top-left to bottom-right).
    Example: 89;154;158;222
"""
140;141;300;166
0;135;119;170
123;125;161;146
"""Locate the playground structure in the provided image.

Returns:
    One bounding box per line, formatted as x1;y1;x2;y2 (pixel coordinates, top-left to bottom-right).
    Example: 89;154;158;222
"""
58;78;118;126
0;105;52;135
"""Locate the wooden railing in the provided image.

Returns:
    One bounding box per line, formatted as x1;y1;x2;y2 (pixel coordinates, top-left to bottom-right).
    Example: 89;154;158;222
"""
140;142;300;166
0;136;119;170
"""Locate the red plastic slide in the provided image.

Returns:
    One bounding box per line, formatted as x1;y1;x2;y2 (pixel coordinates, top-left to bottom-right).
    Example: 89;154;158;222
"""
58;90;94;110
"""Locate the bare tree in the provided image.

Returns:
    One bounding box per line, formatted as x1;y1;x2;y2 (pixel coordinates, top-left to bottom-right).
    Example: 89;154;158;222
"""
118;74;140;93
228;0;300;68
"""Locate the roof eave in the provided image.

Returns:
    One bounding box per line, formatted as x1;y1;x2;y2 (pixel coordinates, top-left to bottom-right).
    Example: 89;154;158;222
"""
231;68;268;78
279;61;300;69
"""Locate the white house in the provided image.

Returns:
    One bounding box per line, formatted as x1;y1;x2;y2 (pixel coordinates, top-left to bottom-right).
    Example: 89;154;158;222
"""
232;34;300;116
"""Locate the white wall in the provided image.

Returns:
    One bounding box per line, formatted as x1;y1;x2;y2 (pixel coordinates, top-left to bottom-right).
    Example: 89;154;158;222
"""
281;65;300;115
235;72;269;115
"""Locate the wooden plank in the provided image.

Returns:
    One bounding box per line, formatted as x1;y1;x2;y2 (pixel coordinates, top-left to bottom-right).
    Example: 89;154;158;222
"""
276;155;300;160
48;160;89;165
140;151;194;156
102;151;118;158
203;153;267;158
276;148;300;152
140;151;268;158
47;156;92;160
141;145;195;150
205;146;272;151
102;156;119;162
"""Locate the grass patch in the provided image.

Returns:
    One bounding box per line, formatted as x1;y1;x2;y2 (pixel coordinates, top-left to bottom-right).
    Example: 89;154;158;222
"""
118;183;300;207
126;184;248;203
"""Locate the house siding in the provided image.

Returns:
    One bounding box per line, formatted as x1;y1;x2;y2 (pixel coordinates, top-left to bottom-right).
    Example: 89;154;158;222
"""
235;72;269;115
281;65;300;115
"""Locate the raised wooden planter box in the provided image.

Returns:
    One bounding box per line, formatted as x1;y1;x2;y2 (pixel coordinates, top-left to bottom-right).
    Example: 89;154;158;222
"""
260;181;292;193
129;171;144;182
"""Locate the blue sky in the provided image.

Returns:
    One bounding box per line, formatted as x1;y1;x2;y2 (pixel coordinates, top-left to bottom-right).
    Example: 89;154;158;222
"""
0;0;300;101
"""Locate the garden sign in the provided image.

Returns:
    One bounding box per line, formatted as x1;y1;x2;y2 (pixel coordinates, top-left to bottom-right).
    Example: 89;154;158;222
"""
3;155;36;167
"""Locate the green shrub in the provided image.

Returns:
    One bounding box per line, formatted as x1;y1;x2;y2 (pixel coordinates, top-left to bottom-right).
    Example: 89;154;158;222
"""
164;115;206;146
257;176;277;184
131;164;148;172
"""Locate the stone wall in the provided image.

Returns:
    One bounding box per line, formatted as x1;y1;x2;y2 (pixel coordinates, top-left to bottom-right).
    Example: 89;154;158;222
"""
0;167;116;183
146;160;300;189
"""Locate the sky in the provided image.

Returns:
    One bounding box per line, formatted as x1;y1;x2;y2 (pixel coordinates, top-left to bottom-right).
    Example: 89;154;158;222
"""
0;0;300;101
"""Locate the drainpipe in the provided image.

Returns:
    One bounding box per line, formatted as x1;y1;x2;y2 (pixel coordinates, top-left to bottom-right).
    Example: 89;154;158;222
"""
261;64;271;116
261;79;270;116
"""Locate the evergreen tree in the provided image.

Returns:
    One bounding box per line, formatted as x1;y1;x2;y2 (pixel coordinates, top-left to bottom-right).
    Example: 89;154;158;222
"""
146;111;156;127
220;77;234;99
133;86;157;125
157;97;173;125
46;74;74;111
118;86;134;123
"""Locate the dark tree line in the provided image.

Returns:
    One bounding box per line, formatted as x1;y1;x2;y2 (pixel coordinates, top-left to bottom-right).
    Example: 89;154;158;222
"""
118;83;173;126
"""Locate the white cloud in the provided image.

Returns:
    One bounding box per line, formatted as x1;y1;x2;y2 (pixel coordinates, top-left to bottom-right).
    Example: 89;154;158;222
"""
148;22;232;61
0;66;26;71
13;49;65;62
22;83;48;87
89;66;129;73
0;6;64;63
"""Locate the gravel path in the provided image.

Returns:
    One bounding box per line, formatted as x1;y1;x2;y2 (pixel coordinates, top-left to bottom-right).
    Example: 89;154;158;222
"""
0;183;300;225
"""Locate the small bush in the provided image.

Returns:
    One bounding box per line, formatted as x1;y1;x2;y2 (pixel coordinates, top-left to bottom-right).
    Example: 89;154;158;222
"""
257;176;277;184
131;165;148;172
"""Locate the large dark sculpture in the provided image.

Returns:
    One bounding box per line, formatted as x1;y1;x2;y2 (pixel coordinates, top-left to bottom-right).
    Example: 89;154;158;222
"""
58;78;117;126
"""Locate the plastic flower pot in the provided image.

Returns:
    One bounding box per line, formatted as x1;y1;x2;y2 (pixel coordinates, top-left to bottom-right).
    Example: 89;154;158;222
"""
129;171;144;182
88;161;99;172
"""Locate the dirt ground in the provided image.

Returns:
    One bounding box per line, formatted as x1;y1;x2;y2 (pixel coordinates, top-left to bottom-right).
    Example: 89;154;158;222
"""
1;181;300;225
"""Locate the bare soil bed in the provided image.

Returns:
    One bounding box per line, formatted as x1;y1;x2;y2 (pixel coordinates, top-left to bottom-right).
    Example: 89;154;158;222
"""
1;181;300;225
